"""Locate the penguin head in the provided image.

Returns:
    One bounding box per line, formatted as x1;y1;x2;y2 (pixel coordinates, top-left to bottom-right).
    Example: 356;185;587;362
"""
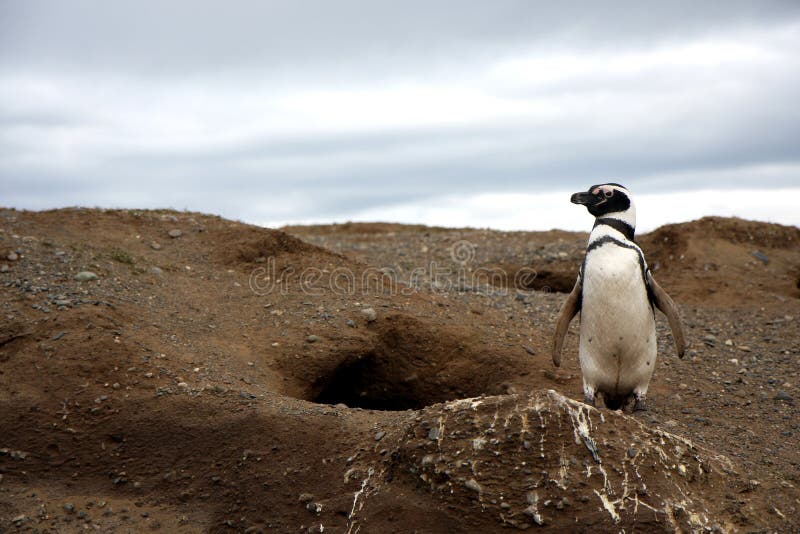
571;183;632;218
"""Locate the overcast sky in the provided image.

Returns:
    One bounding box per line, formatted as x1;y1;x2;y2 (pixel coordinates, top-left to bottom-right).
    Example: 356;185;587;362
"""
1;1;799;231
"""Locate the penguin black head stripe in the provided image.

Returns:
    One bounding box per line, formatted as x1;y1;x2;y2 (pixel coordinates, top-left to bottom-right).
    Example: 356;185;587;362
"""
551;182;687;412
571;183;636;241
570;183;632;218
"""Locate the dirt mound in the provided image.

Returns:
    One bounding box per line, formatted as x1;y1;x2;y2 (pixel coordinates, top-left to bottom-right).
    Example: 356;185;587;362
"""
210;224;340;268
283;221;448;236
349;391;758;532
639;216;800;304
641;216;800;267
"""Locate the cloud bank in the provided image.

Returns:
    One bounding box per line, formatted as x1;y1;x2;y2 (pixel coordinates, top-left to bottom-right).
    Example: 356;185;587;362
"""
1;1;799;230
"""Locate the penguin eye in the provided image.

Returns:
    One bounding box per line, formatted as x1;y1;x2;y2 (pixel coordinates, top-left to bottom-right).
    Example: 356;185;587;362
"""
604;190;614;198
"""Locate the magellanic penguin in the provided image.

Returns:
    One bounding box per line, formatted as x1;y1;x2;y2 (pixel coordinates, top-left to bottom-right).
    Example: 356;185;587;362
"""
552;183;687;411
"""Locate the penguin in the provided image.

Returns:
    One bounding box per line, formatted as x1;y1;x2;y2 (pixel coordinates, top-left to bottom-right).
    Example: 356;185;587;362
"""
552;183;687;411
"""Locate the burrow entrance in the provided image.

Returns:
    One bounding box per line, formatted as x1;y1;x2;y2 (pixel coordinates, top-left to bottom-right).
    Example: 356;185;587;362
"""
312;350;439;411
304;315;515;411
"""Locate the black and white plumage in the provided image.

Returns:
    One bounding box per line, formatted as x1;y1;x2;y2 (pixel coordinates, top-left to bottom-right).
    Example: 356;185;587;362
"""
552;183;686;411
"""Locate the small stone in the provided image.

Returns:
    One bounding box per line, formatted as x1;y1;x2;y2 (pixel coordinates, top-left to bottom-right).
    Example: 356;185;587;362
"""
427;427;440;441
7;252;18;261
75;271;99;282
298;493;314;503
346;319;356;328
149;266;163;275
177;382;189;389
63;503;76;513
774;390;793;402
54;299;71;307
751;250;769;264
306;335;319;343
0;264;8;272
150;242;162;250
374;431;386;441
724;339;733;346
500;502;511;509
11;514;26;524
361;307;377;322
77;510;89;520
627;448;636;458
168;229;183;238
306;502;323;513
523;505;543;525
464;479;481;492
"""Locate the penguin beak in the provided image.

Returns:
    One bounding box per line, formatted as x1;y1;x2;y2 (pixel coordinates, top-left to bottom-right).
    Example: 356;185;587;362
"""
571;192;596;206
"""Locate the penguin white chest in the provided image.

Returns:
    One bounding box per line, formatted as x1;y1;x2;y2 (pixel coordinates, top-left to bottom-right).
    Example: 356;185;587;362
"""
579;243;656;396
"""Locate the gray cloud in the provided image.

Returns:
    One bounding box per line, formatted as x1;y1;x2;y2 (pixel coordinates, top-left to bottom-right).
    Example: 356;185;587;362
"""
1;1;799;228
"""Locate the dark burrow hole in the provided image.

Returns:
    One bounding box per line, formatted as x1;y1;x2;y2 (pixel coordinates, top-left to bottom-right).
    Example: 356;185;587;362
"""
306;314;509;411
311;350;488;411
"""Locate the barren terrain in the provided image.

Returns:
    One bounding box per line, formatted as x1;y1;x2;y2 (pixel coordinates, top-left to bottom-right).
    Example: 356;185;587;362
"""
1;208;799;532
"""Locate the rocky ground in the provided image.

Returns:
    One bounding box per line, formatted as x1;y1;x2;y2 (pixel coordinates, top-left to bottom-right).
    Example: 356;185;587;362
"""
1;208;798;532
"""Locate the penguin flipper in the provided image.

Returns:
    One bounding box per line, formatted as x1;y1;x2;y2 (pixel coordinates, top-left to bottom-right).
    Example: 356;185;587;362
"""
553;276;582;367
646;271;687;358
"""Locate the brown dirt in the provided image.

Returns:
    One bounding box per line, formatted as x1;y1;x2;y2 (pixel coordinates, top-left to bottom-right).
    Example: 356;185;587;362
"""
1;208;799;532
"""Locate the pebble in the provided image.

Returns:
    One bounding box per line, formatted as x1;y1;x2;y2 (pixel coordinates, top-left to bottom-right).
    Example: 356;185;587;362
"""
464;479;481;492
298;493;314;503
346;319;356;328
374;431;386;441
150;242;162;250
75;271;99;282
7;251;18;261
751;250;769;264
63;503;76;513
0;264;8;272
306;502;323;513
774;390;793;402
306;335;319;343
168;229;183;238
427;427;440;441
149;266;163;275
361;307;377;322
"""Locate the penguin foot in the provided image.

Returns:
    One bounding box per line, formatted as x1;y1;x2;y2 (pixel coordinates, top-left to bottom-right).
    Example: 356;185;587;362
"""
583;392;596;407
632;396;647;412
